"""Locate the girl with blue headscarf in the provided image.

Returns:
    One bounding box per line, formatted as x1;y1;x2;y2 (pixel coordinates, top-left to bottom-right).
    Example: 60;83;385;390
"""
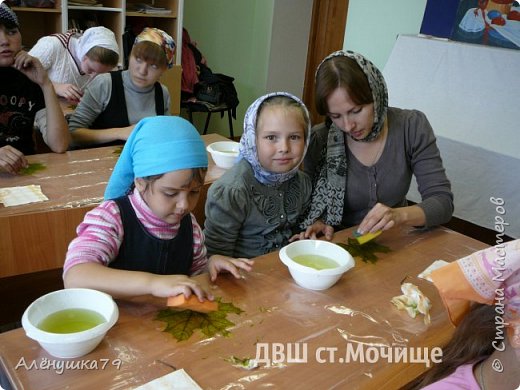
63;116;253;300
204;92;332;260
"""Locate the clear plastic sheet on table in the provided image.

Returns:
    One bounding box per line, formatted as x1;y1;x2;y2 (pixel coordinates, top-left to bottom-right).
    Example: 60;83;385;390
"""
0;227;489;389
0;146;119;216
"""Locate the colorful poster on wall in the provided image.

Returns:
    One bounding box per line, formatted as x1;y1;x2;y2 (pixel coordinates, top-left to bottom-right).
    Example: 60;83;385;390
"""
421;0;520;49
420;0;461;38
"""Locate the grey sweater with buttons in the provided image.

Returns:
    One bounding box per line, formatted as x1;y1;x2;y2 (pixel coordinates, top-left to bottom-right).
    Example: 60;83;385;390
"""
204;159;312;258
304;107;454;229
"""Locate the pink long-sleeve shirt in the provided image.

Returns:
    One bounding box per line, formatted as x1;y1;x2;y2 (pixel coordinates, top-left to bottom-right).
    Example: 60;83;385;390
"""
63;188;208;276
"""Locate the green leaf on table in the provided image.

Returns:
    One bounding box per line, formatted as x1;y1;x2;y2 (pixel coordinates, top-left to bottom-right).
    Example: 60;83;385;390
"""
156;298;243;341
19;163;46;175
224;355;259;370
337;238;391;264
113;146;123;156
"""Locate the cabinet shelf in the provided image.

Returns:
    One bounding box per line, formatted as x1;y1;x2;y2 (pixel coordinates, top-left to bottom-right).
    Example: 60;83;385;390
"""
68;6;123;11
126;11;177;18
12;6;61;13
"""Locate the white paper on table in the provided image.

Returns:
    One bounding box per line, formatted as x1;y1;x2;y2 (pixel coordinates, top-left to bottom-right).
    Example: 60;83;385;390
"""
134;368;203;390
418;260;450;282
0;185;49;207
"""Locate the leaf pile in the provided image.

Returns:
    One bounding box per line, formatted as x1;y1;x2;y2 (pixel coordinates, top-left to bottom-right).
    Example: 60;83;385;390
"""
338;238;391;264
156;299;243;341
20;163;46;175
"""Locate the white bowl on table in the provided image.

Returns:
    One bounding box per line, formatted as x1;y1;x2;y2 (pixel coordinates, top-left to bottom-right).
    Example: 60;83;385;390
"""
279;240;355;290
21;288;119;359
206;141;240;169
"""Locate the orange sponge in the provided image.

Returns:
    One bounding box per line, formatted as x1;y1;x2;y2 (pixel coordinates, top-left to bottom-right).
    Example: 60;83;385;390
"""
353;230;382;245
167;294;218;313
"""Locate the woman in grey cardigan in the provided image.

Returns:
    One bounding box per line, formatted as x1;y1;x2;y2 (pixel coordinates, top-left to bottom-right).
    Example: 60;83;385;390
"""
301;50;453;237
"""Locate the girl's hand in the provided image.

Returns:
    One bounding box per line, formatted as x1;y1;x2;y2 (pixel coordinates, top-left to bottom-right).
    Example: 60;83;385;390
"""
208;255;254;282
13;51;49;86
54;83;83;103
358;202;400;234
117;125;135;141
0;145;28;174
289;220;334;242
149;274;213;302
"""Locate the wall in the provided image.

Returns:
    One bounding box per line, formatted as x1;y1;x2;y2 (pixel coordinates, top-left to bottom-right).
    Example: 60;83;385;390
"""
266;0;313;97
183;0;274;137
184;0;429;136
184;0;312;137
343;0;427;70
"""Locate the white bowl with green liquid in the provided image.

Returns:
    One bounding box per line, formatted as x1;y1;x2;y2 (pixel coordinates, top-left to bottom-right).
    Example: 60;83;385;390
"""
279;240;355;290
22;288;119;358
206;141;240;169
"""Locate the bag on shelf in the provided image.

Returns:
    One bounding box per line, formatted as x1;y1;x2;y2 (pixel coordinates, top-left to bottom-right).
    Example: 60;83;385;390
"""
195;81;221;105
214;73;239;110
195;66;239;112
182;28;239;113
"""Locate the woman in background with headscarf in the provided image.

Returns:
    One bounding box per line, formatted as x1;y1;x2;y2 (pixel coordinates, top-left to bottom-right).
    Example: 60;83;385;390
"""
301;51;453;238
63;116;253;299
29;26;120;103
68;27;174;149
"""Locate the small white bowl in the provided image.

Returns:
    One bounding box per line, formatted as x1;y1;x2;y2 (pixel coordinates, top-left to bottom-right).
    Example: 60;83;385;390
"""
22;288;119;358
279;240;355;290
207;141;240;169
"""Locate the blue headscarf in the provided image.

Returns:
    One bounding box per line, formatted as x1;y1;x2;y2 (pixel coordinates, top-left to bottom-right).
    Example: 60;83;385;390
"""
104;116;208;200
239;92;311;187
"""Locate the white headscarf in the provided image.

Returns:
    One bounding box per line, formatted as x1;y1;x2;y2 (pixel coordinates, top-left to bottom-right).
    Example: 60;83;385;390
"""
75;26;119;61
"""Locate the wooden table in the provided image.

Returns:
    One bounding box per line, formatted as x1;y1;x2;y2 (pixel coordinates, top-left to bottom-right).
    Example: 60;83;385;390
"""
0;133;229;279
0;227;488;389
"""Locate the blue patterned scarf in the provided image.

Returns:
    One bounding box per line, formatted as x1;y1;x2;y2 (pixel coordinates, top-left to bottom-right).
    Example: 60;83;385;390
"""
239;91;311;186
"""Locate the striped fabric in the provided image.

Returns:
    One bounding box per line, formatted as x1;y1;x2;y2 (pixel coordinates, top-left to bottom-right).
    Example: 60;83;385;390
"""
63;188;208;276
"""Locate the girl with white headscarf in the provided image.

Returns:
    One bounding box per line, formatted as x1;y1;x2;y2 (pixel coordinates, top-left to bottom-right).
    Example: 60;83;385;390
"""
204;92;329;260
29;26;120;103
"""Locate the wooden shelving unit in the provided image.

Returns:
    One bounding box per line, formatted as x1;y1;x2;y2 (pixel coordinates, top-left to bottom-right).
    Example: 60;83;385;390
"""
14;1;63;50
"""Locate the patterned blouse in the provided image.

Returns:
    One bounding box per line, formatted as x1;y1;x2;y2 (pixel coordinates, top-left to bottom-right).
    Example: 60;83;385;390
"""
63;188;207;276
204;159;312;258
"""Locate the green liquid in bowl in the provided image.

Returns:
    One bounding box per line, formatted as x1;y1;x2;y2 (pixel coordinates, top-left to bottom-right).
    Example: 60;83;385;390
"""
218;150;237;154
292;255;340;270
38;308;106;334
